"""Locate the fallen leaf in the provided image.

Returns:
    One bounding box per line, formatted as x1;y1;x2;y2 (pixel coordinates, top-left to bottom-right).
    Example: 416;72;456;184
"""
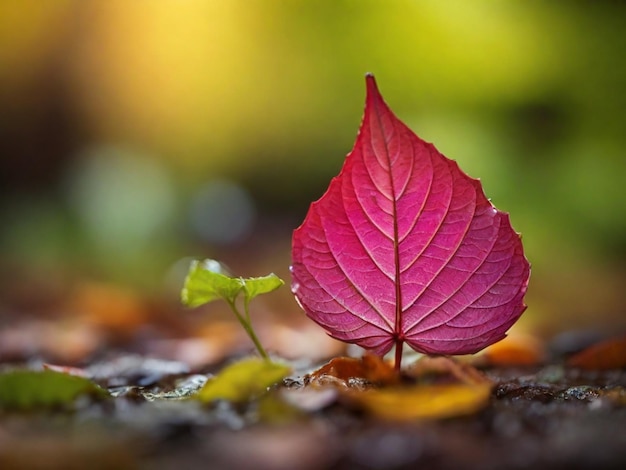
0;370;108;410
475;334;545;367
566;335;626;370
195;358;291;404
307;354;399;388
42;363;89;377
405;356;491;386
345;383;492;421
291;74;530;368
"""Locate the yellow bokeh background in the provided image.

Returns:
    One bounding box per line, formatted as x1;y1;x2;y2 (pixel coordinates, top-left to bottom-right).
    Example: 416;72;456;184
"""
1;1;625;344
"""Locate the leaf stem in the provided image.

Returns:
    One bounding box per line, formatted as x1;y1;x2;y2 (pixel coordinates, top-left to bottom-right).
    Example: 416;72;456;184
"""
227;299;269;361
394;339;403;371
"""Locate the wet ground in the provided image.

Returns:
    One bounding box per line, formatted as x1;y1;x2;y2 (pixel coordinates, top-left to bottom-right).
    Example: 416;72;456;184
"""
1;358;624;470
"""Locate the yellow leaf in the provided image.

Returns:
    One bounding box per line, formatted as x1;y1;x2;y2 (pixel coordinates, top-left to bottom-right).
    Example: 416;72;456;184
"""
195;358;290;403
346;383;492;421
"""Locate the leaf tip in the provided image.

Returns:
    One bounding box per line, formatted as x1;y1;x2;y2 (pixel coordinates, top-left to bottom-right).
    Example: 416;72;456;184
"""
364;72;379;96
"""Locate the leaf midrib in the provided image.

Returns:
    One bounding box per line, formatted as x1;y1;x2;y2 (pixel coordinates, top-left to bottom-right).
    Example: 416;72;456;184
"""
369;95;403;345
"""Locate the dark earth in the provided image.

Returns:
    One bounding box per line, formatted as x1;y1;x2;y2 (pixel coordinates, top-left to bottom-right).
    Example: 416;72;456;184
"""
1;354;625;470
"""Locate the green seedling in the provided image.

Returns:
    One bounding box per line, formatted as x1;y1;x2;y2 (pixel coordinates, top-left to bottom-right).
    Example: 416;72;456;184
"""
181;259;284;360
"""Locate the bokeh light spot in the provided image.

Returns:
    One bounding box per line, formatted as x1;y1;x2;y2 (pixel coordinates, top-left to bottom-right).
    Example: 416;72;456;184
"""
189;179;256;246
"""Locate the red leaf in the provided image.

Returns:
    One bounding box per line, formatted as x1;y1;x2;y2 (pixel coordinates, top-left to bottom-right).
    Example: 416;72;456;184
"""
566;335;626;370
291;75;530;368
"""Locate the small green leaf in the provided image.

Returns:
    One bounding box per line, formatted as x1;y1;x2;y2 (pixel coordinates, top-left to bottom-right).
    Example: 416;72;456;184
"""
0;370;108;410
195;358;290;403
181;259;285;360
241;274;284;304
182;259;245;307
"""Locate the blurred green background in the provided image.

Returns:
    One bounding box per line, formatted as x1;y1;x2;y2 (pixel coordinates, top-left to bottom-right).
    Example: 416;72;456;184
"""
1;0;625;343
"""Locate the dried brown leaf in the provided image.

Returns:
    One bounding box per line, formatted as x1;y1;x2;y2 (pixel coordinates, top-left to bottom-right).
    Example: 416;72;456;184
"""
306;354;399;388
567;335;626;370
405;356;491;385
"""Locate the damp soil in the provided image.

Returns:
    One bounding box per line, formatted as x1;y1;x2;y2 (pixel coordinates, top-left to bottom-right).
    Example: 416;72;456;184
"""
1;361;625;470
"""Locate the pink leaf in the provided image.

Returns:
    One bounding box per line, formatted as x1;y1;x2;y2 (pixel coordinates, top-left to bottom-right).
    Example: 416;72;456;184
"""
291;74;530;368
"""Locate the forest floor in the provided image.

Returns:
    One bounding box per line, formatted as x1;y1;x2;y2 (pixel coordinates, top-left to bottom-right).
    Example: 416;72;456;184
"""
1;353;625;470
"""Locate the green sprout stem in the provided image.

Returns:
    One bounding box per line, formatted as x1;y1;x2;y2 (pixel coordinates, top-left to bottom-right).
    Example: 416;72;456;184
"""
182;261;283;361
227;299;269;361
